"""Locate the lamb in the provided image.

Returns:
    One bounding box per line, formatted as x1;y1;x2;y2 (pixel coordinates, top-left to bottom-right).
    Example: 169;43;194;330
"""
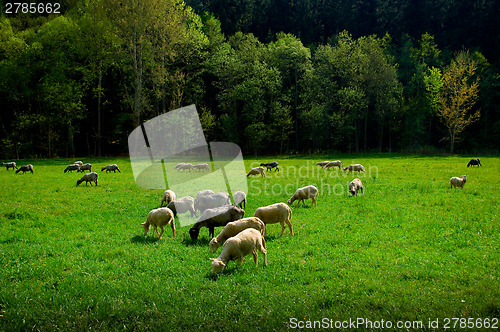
64;164;80;173
348;178;364;196
15;164;34;174
167;196;197;218
233;190;247;209
323;160;343;170
141;207;175;239
101;164;121;173
246;166;266;178
467;158;482;167
450;175;467;189
315;161;330;167
73;161;83;166
210;228;267;274
189;205;245;240
196;189;215;200
78;163;92;172
194;192;231;214
209;217;266;253
253;202;293;236
343;164;366;174
1;162;17;170
260;161;279;172
176;163;194;172
76;172;98;186
160;190;176;207
193;163;211;171
287;185;319;207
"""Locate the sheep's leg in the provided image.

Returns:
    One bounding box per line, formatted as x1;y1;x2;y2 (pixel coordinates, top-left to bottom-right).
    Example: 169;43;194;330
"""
252;249;258;266
209;226;215;238
286;220;294;236
170;222;176;238
312;197;316;206
237;256;245;266
279;222;285;237
158;226;164;239
260;247;267;266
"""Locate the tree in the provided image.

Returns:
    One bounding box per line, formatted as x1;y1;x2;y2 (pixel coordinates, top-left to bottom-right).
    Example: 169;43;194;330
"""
429;51;480;154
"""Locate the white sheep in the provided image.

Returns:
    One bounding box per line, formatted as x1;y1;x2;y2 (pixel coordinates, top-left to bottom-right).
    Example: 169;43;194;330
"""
160;190;176;207
73;161;83;166
64;164;80;173
348;178;364;196
253;202;293;236
233;190;247;209
343;164;366;174
194;192;231;214
101;164;121;173
287;185;318;207
193;163;211;171
315;161;330;167
209;217;266;252
177;163;194;172
1;162;17;170
196;189;215;200
78;163;92;172
76;172;98;186
167;196;197;217
141;207;175;239
210;228;267;274
174;163;185;170
323;160;343;169
246;166;266;178
450;175;467;189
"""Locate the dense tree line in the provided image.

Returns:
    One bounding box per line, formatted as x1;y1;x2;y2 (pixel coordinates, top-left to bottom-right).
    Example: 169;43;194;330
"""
0;0;498;158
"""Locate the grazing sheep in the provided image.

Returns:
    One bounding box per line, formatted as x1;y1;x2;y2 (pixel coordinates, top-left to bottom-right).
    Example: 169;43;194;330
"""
467;158;482;167
210;228;267;274
160;190;176;207
287;185;319;207
15;164;34;174
246;166;266;178
233;191;247;209
73;161;83;166
260;161;279;172
101;164;121;173
177;163;194;172
64;164;80;173
323;160;343;170
76;172;98;186
141;207;175;239
209;217;266;252
78;163;92;172
194;192;231;214
348;178;364;196
167;196;197;218
343;164;366;174
193;163;211;172
315;161;330;167
254;202;293;236
1;162;17;170
189;205;245;240
196;189;215;200
174;163;185;170
450;175;467;189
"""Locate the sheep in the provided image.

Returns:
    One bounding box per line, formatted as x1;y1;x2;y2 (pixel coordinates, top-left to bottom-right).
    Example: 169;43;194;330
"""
287;185;319;207
260;161;279;172
76;172;98;186
467;158;482;167
1;162;17;170
193;163;211;172
450;175;467;189
160;190;176;207
167;196;197;218
343;164;366;174
196;189;215;200
141;207;175;239
315;161;330;167
64;164;80;173
210;228;267;274
209;217;266;252
15;164;34;174
174;163;185;170
246;166;266;178
348;178;364;196
73;161;83;166
177;163;194;172
254;203;293;236
323;160;343;170
233;191;247;209
189;205;245;240
78;163;92;172
194;192;231;214
101;164;121;173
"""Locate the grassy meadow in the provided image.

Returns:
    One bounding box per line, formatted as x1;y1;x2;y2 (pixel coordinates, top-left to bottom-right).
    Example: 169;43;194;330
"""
0;154;499;330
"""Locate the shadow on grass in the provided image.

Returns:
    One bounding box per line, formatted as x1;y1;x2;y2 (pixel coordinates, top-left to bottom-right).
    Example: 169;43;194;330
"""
130;235;160;244
205;266;238;281
181;237;210;247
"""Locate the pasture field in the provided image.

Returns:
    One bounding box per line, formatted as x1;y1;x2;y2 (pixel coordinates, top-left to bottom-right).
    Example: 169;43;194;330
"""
0;154;499;331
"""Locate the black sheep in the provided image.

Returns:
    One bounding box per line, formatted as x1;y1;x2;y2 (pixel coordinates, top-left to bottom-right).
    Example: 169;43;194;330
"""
467;158;482;167
189;205;245;240
260;161;279;172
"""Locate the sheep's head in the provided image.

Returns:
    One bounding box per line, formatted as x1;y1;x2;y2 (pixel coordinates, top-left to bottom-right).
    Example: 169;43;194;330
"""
463;175;467;183
287;197;295;205
232;205;245;219
210;258;226;274
141;222;151;236
209;238;218;253
189;227;200;240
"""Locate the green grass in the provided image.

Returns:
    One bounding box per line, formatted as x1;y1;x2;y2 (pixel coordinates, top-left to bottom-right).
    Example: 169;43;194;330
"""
0;154;499;330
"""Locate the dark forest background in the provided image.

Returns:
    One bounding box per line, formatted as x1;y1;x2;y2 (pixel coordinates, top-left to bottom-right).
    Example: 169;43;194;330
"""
1;0;499;158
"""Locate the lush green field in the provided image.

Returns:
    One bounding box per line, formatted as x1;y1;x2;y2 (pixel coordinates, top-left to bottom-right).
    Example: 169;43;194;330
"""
0;155;498;331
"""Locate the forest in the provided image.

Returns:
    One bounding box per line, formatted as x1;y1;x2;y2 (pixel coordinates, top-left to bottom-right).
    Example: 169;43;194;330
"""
0;0;499;158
